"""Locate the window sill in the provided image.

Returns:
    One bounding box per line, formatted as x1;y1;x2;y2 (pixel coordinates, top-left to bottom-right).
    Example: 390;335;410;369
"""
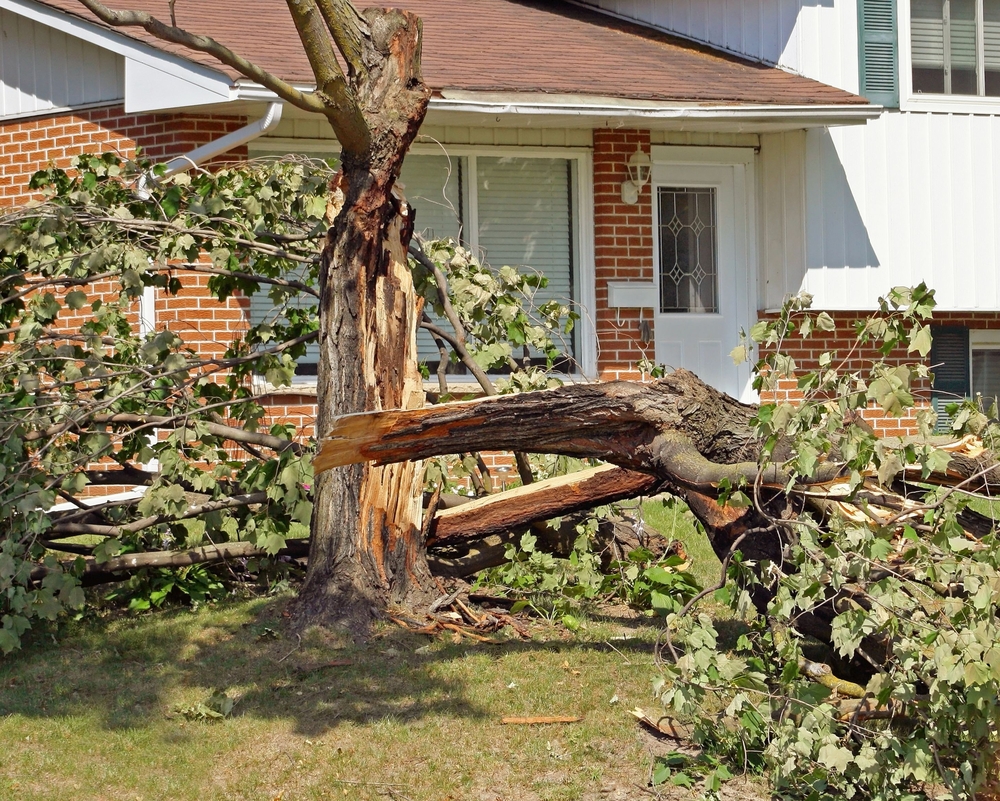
252;377;319;397
901;93;1000;115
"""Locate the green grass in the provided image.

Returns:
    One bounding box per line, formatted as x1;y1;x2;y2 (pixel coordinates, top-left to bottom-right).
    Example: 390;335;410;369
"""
0;497;747;801
0;593;681;801
640;494;723;590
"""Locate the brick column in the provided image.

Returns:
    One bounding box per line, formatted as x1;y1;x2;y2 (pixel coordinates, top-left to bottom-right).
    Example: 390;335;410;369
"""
593;129;655;380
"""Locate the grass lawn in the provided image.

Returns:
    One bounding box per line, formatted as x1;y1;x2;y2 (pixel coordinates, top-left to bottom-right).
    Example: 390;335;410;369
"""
0;498;760;801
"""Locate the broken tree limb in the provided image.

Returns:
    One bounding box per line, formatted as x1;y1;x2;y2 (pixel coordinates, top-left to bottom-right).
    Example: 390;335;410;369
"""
317;371;764;475
30;539;310;586
317;370;1000;503
428;464;660;545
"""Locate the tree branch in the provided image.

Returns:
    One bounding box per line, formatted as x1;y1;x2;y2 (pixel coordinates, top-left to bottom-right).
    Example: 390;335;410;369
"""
49;491;270;538
283;0;371;153
315;0;368;77
30;539;310;586
74;0;328;115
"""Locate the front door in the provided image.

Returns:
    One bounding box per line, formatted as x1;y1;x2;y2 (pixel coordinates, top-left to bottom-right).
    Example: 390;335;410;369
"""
652;149;756;401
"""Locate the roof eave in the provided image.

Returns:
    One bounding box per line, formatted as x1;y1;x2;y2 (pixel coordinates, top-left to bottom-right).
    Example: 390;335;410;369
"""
236;83;881;132
427;94;882;129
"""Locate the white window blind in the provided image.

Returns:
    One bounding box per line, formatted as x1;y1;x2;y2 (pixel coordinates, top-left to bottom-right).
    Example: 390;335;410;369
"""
400;154;464;242
911;0;1000;95
247;266;319;374
407;153;578;368
476;156;575;354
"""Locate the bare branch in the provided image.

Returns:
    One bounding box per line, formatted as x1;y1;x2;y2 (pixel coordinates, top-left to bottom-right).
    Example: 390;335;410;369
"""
49;490;269;538
283;0;370;153
75;0;328;116
30;539;310;585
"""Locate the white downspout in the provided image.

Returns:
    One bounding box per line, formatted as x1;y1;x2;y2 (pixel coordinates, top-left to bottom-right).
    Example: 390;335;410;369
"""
160;100;284;177
136;101;283;196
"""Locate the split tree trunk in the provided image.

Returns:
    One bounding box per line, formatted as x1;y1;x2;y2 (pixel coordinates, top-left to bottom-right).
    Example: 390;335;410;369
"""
293;9;433;634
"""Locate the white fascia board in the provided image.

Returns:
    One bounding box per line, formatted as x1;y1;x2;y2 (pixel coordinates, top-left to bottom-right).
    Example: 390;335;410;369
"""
0;0;235;111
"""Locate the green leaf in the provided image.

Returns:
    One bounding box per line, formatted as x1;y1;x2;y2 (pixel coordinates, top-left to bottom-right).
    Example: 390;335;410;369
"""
65;290;89;310
817;743;854;772
261;532;286;556
908;324;933;357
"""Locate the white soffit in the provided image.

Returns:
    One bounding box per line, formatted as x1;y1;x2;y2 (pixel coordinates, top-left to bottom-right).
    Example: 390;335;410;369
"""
124;58;232;112
1;0;235;112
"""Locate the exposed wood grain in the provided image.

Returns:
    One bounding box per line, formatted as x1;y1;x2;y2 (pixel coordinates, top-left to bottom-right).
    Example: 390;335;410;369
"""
429;464;659;545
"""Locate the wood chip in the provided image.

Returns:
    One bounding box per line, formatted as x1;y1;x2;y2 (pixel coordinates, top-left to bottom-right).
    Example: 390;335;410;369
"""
629;708;694;740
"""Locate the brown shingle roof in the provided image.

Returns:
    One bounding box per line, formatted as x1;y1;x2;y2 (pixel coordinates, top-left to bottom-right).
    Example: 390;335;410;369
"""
33;0;869;106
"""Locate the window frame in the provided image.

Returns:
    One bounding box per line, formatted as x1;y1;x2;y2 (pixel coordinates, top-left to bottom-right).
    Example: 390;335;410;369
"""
406;143;596;379
247;140;597;382
970;329;1000;403
899;0;1000;113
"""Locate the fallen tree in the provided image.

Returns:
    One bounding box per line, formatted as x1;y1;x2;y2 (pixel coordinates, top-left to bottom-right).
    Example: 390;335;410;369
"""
315;286;1000;799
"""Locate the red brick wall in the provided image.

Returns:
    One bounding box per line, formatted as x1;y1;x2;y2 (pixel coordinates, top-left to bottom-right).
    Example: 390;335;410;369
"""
593;129;656;381
758;310;1000;437
154;271;248;363
0;105;248;206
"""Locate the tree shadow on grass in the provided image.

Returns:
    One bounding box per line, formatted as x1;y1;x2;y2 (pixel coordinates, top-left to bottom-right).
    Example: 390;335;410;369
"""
0;592;667;738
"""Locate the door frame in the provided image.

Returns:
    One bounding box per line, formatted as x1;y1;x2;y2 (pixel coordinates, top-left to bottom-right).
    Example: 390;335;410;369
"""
650;146;758;402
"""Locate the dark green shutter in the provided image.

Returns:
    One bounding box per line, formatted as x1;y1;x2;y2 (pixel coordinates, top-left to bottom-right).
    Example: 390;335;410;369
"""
858;0;899;107
930;325;970;430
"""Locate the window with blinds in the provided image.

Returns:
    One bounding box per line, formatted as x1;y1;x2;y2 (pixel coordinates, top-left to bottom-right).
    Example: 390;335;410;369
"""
911;0;1000;96
245;151;580;377
246;266;320;375
928;326;1000;429
405;153;579;370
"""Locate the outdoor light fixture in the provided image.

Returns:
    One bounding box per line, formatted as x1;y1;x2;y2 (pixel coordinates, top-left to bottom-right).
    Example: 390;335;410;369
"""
620;147;651;205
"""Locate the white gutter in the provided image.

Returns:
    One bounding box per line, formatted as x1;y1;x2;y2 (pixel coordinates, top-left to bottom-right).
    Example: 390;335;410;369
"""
236;82;879;128
136;101;283;198
426;97;882;125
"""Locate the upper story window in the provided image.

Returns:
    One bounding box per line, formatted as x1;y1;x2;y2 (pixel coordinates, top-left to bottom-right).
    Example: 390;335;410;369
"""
911;0;1000;96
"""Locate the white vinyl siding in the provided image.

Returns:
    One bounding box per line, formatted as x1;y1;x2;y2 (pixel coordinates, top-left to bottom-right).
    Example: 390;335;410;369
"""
572;0;862;94
0;9;123;119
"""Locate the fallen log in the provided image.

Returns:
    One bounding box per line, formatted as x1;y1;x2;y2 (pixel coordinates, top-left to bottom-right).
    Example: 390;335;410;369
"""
32;539;310;586
316;371;1000;495
428;464;660;545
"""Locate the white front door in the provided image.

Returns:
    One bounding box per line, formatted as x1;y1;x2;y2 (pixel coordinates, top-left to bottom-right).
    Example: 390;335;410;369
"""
652;148;756;402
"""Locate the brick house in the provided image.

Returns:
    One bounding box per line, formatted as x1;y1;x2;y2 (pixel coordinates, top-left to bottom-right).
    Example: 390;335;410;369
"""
2;0;998;437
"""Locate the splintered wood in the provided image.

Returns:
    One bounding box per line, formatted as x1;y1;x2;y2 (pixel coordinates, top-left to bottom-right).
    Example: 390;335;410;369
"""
389;593;530;643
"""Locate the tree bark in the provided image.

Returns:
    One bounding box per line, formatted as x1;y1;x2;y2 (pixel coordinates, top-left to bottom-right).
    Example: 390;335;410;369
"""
293;8;433;635
428;464;660;545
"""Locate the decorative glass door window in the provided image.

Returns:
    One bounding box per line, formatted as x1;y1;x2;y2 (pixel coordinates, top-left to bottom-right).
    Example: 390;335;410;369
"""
911;0;1000;96
658;187;718;314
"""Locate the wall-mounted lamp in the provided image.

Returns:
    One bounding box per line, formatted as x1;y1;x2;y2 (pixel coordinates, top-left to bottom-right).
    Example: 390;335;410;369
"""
620;147;651;205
